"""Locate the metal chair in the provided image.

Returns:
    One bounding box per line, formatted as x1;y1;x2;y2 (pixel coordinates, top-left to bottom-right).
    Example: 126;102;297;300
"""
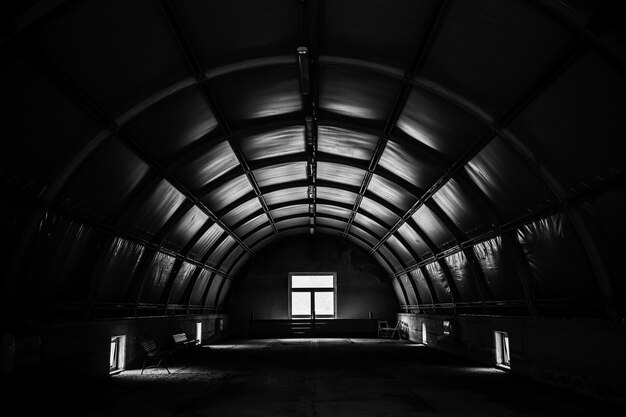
377;320;397;338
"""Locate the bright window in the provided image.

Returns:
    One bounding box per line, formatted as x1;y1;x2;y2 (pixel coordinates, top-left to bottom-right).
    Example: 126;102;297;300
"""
109;335;126;374
289;273;336;319
422;322;427;344
196;322;202;345
495;331;510;369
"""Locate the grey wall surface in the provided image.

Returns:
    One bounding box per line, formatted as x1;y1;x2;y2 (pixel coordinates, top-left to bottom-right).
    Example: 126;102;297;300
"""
398;313;626;407
228;235;398;337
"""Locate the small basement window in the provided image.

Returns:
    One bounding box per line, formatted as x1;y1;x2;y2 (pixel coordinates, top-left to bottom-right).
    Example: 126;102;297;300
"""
494;331;510;369
109;335;126;374
196;322;202;345
421;322;427;344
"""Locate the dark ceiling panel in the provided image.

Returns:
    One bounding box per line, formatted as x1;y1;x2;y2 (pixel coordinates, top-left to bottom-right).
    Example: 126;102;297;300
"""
33;0;189;115
412;205;456;249
245;226;274;248
396;87;484;160
320;0;435;71
354;213;387;239
124;179;186;239
189;223;224;259
123;86;218;164
359;197;400;227
396;223;433;259
60;137;150;221
221;199;264;228
203;175;254;213
0;60;99;192
209;65;301;125
264;187;307;207
378;244;403;270
387;235;415;266
276;217;309;231
465;137;554;219
171;0;299;69
318;66;400;125
207;236;237;268
173;140;239;192
421;0;573;114
351;225;378;247
238;126;305;161
509;50;626;194
316;217;347;231
317;162;367;188
254;162;307;188
235;213;267;238
379;140;445;190
367;175;416;212
317;126;378;161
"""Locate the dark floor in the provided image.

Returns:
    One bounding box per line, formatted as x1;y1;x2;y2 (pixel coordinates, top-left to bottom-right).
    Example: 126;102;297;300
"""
7;338;625;416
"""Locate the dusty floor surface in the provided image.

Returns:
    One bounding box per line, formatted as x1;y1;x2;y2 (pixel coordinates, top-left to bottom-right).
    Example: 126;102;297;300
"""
5;338;625;416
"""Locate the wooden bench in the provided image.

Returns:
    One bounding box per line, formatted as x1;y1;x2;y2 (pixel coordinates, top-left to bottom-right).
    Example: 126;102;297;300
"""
137;335;174;374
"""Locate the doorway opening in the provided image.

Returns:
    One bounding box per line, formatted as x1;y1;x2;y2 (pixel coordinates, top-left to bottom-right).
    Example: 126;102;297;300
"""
289;273;336;319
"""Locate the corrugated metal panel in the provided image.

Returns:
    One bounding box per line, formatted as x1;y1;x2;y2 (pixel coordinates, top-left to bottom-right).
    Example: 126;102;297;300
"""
409;268;433;304
205;275;224;306
229;253;251;277
221;198;264;227
317;126;378;161
203;175;254;213
399;274;419;305
239;126;305;160
367;175;415;212
317;187;358;206
34;0;189;115
396;223;432;259
360;197;400;226
276;217;309;231
379;140;443;190
354;213;387;238
207;236;237;267
124;86;218;163
235;213;267;238
316;204;352;220
163;205;209;251
174;140;240;191
138;252;176;304
391;278;406;305
264;187;308;206
374;252;394;276
387;235;415;266
189;223;224;260
319;66;399;123
396;87;482;159
432;178;494;236
93;237;146;303
254;162;307;187
189;269;212;305
317;162;366;187
465;137;554;219
209;65;301;122
473;236;525;301
378;244;402;270
221;246;246;271
350;225;378;247
125;179;186;239
412;205;456;249
60;136;150;220
316;217;347;231
244;226;274;248
424;261;453;303
271;204;309;220
217;277;232;306
168;262;197;305
443;251;481;302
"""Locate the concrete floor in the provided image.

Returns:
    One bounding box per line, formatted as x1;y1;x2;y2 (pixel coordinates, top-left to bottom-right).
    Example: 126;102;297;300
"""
7;338;624;416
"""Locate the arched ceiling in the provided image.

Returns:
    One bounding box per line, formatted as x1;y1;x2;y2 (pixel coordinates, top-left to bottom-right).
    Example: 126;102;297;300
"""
1;0;625;318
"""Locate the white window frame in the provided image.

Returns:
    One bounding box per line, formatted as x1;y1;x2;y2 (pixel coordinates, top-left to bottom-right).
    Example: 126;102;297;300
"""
494;330;511;369
288;272;337;319
421;322;427;344
196;322;202;345
109;335;126;374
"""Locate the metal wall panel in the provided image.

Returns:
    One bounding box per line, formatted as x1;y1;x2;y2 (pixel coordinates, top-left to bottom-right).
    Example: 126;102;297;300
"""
317;126;378;161
168;262;197;305
239;126;305;160
443;251;481;302
367;175;416;212
396;223;432;259
189;223;224;260
379;140;443;190
93;237;146;303
412;205;456;249
189;269;212;306
164;206;209;251
424;261;453;303
173;140;239;191
473;236;525;301
138;251;176;304
409;268;433;304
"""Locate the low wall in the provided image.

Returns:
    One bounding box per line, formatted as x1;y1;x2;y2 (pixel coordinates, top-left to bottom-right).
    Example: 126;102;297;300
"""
248;319;378;338
398;313;626;406
1;314;228;378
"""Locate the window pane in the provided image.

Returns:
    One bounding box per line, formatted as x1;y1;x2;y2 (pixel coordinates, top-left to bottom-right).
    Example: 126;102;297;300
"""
292;275;334;288
314;292;334;315
292;292;311;316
